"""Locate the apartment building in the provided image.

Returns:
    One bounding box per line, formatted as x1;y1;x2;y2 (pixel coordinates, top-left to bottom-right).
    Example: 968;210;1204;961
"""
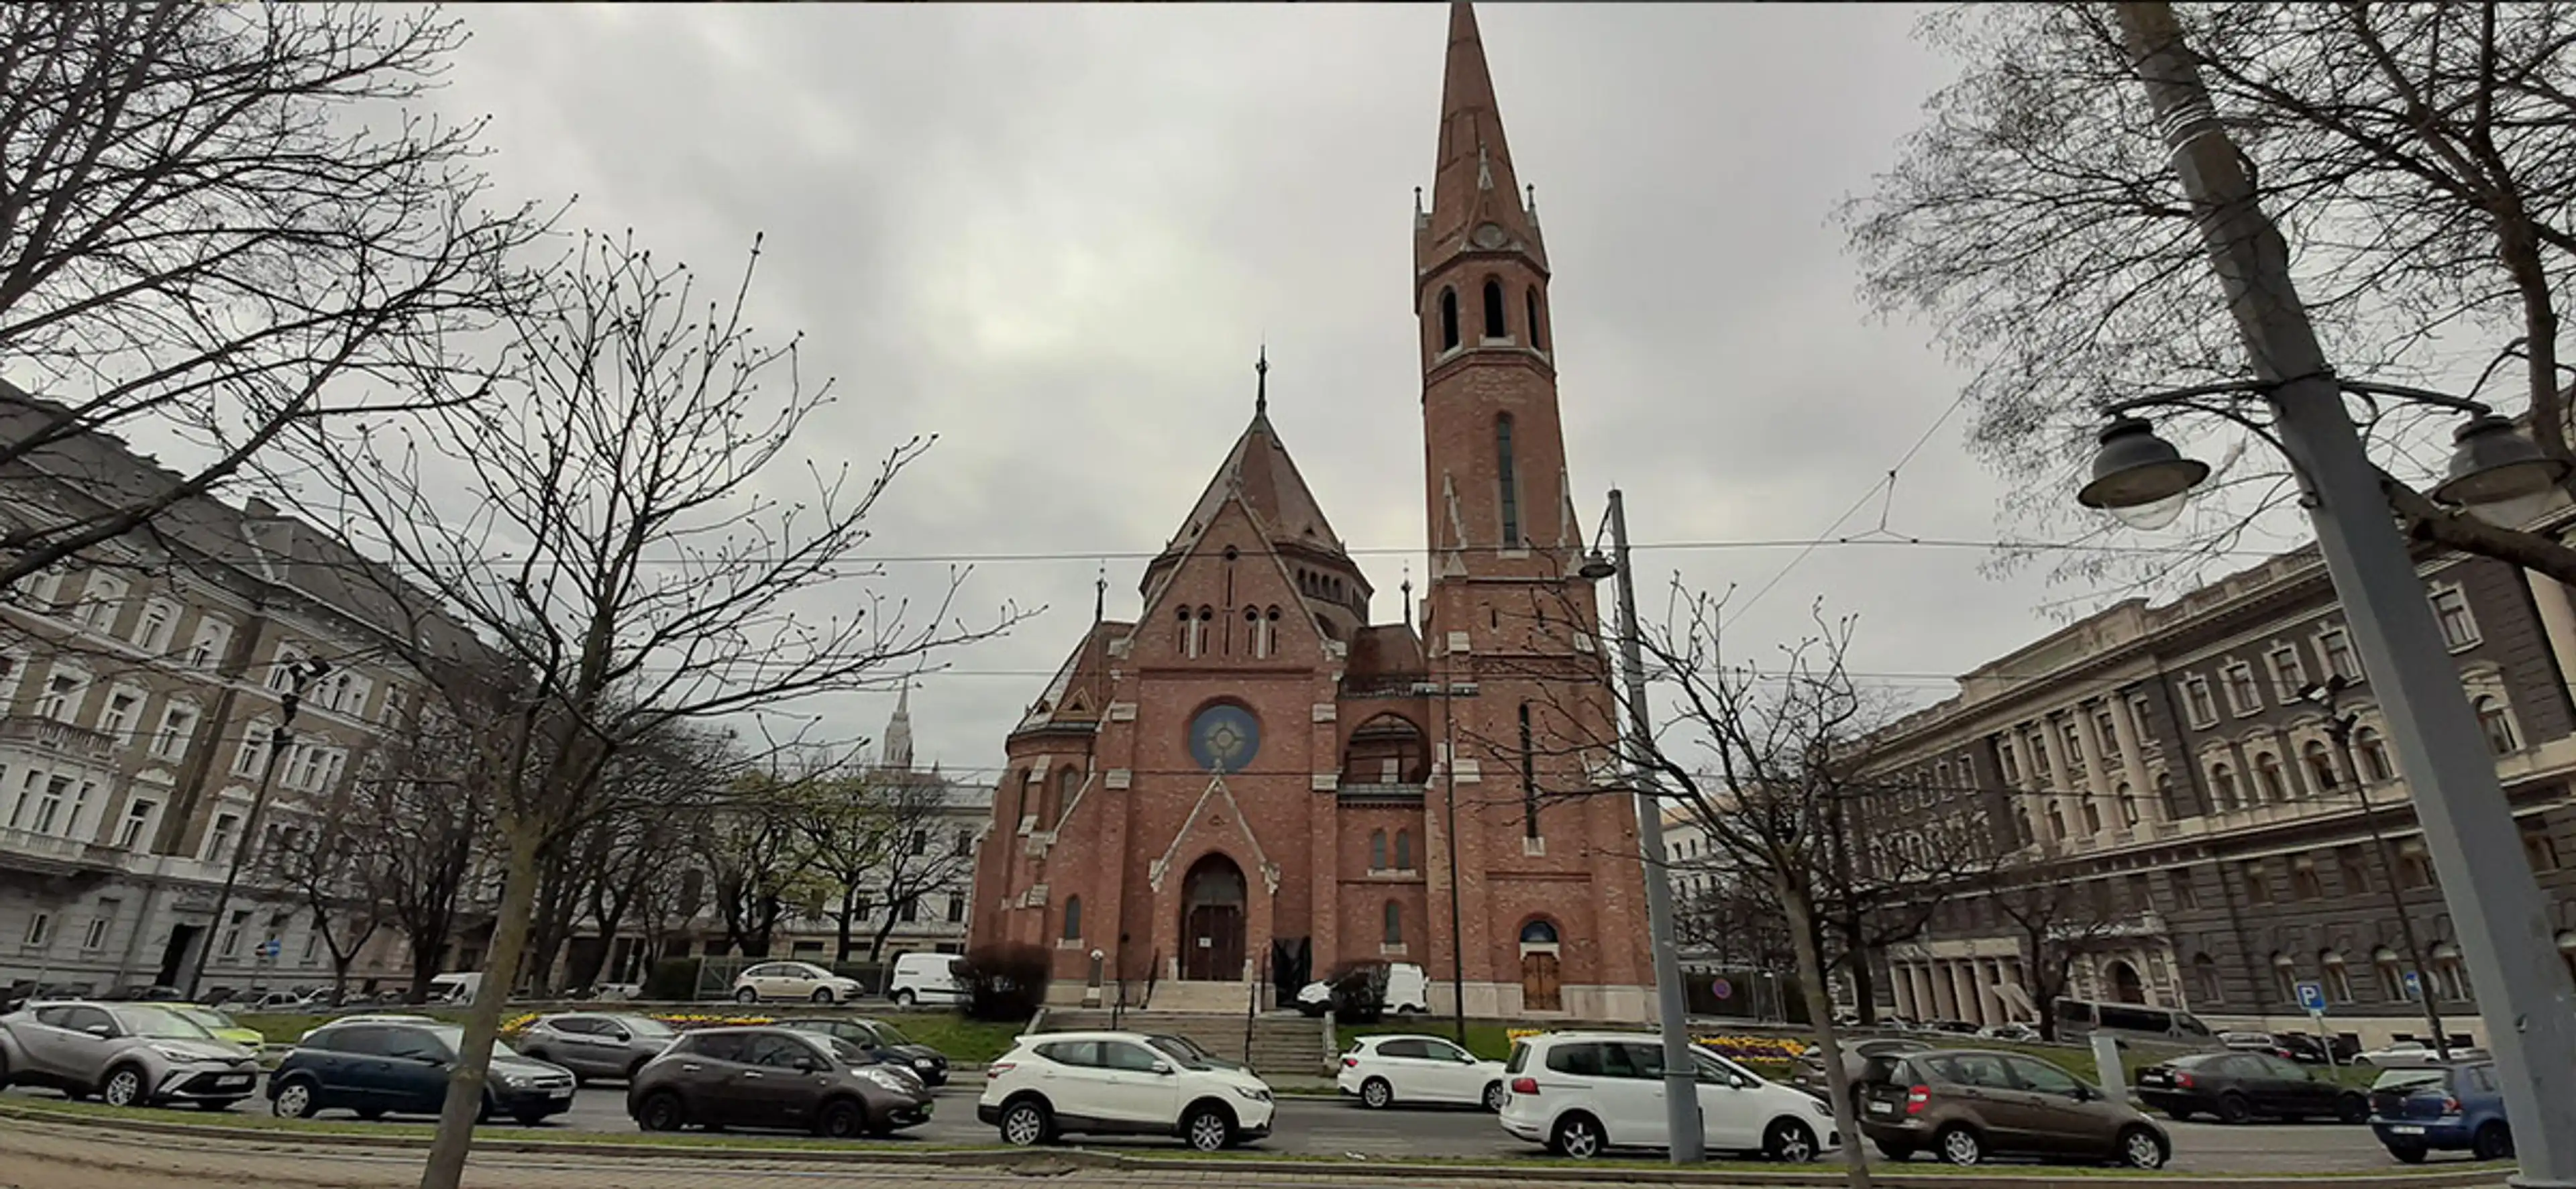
1854;543;2576;1048
0;384;468;997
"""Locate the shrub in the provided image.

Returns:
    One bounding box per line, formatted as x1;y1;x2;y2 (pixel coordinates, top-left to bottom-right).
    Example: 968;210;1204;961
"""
953;943;1050;1021
641;958;700;1002
1325;961;1389;1025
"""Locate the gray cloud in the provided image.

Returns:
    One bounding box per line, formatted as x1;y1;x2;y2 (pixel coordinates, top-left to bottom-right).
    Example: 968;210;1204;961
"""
416;3;2076;778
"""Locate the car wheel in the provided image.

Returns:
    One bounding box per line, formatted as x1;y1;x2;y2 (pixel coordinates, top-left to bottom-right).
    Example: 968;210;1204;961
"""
1183;1103;1234;1152
635;1090;687;1133
2116;1125;2167;1170
734;987;759;1004
1874;1139;1916;1162
2386;1141;2428;1164
1550;1112;1606;1159
2336;1093;2369;1125
272;1079;319;1119
99;1065;148;1108
811;987;835;1005
2214;1092;2252;1125
1935;1124;1984;1166
1360;1077;1393;1109
1765;1118;1819;1164
1000;1097;1053;1146
816;1097;868;1139
892;989;916;1007
2473;1121;2515;1162
1481;1081;1507;1113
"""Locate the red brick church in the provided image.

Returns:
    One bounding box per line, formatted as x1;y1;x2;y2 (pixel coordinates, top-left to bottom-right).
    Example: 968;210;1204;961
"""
967;3;1652;1020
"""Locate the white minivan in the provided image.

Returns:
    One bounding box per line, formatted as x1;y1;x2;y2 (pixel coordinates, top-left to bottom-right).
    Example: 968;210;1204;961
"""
426;972;483;1005
1497;1031;1839;1162
885;952;963;1007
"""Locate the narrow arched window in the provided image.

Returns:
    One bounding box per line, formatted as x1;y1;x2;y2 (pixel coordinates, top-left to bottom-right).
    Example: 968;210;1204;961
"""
1244;606;1260;657
1496;414;1521;547
1061;896;1083;941
1438;288;1459;351
1482;278;1506;339
1370;829;1387;871
1177;608;1192;656
1383;900;1403;946
1519;701;1539;838
1395;829;1412;870
1526;286;1545;350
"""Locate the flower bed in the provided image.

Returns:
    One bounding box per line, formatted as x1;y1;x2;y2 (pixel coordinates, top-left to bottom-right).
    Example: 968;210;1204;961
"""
1503;1028;1809;1061
500;1011;775;1037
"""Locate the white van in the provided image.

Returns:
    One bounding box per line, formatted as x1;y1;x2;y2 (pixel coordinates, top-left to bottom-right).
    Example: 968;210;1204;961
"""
1295;961;1432;1016
427;971;484;1005
885;952;963;1007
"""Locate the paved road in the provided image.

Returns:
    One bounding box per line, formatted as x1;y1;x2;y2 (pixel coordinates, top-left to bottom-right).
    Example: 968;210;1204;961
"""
3;1082;2467;1174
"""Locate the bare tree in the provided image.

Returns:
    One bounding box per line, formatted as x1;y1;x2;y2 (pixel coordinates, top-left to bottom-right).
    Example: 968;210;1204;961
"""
357;726;490;1003
855;781;977;964
264;777;392;1007
287;231;1025;1189
1845;3;2576;600
0;2;545;590
697;778;818;963
1985;870;2136;1043
789;769;904;964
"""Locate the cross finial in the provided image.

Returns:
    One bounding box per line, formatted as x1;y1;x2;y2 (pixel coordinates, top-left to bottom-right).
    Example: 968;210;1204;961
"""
1254;344;1269;421
1094;560;1106;623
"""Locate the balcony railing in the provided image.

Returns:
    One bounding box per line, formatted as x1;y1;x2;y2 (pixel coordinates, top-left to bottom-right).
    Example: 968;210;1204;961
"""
1336;781;1429;803
0;716;117;760
0;825;119;872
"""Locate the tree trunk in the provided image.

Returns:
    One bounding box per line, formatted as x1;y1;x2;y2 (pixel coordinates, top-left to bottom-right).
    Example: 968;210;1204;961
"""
834;884;859;964
419;823;541;1189
1780;881;1872;1189
867;906;902;964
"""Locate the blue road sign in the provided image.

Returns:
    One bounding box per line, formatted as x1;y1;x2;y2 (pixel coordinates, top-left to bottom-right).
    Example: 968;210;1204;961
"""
2403;970;2423;1001
1712;976;1733;1001
258;938;281;960
2296;980;2328;1014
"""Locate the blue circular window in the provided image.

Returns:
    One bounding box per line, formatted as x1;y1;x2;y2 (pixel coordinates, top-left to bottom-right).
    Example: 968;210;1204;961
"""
1189;704;1261;773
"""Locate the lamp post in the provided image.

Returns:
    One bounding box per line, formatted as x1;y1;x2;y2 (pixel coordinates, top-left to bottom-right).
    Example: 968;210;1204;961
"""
2302;677;2453;1062
184;657;331;999
1426;674;1475;1050
2081;7;2576;1182
1580;488;1705;1165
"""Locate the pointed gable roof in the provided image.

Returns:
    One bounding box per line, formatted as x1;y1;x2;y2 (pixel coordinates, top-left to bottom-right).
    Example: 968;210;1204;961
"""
1164;408;1346;559
1423;3;1544;269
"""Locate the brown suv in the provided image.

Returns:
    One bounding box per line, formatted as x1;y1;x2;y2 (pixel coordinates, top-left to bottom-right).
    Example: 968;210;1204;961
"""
626;1026;934;1138
1858;1049;2169;1168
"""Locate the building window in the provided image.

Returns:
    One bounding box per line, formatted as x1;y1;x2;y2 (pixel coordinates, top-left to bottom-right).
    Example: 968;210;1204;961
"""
2266;644;2306;699
2222;663;2262;715
74;573;127;632
2242;860;2271;905
2208;761;2241;811
1525;287;1544;350
81;907;115;952
1395;829;1413;870
1383;900;1403;946
2322;951;2353;1003
2290;854;2324;899
114;799;155;850
1481;278;1507;339
2355;728;2394;781
2375;947;2407;1001
2168;868;2200;911
1996;738;2021;784
2080;794;2102;834
2302;742;2339;793
205;812;241;863
2475;696;2518;754
266;645;309;692
135;601;177;654
186;619;232;669
23;912;50;949
898;897;919;923
2431;944;2469;1001
1370;829;1388;871
2155;773;2180;819
99;688;140;744
2093;705;2122;759
1060;896;1081;942
2523;822;2562;873
1495;414;1521;547
151;703;198;760
2059;719;2086;774
2271;952;2300;1003
2029;730;2054;782
1518;701;1539;839
947;893;965;923
2430;587;2480;650
2337;845;2371;896
2397;840;2435;890
2318;626;2359;681
2191;952;2222;1006
2117;783;2139;826
217;909;249;958
954;830;973;857
1438;287;1458;351
34;669;85;723
2253;752;2289;803
1052;767;1078;825
2183;678;2218;727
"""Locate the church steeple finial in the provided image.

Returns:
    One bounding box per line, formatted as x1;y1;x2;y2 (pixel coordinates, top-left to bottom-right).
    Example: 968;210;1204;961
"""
1093;561;1106;623
1254;344;1269;423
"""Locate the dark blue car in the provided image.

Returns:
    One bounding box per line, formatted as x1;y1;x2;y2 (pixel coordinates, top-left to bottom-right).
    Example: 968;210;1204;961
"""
267;1020;576;1125
2367;1062;2514;1163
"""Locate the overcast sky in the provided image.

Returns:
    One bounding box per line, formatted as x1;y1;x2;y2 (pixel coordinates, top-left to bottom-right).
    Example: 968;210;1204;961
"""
413;2;2090;783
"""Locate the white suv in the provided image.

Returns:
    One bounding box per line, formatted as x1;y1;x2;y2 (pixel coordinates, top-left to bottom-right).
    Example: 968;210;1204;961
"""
979;1030;1276;1151
1498;1031;1839;1162
730;962;865;1004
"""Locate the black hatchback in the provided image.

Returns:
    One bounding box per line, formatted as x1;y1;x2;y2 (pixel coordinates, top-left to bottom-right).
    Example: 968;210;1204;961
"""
268;1021;576;1125
774;1017;948;1086
2136;1052;2368;1124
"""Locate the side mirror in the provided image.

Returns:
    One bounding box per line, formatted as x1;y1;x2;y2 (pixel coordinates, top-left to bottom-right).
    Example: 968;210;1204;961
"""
1733;1075;1756;1090
792;1058;822;1073
1150;1061;1175;1076
82;1023;115;1038
2070;1084;2094;1102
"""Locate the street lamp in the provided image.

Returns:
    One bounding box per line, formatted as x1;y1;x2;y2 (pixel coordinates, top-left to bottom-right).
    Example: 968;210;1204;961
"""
184;656;331;999
1580;488;1705;1166
2299;677;2452;1062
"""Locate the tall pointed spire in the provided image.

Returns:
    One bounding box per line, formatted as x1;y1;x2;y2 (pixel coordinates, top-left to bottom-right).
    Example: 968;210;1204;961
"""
1423;3;1541;266
883;682;914;771
1093;561;1106;623
1254;344;1269;424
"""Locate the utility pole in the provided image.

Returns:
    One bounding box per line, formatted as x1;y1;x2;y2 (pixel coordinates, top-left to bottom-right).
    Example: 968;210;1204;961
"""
1601;488;1706;1164
2310;678;2452;1060
184;657;330;999
1440;675;1470;1049
2118;5;2576;1182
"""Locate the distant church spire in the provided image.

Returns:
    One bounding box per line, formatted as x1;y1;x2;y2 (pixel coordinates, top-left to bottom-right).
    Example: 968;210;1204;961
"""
882;683;914;771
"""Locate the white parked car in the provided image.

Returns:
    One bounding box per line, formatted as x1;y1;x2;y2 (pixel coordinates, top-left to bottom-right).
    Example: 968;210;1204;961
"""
978;1029;1275;1152
1497;1031;1838;1162
884;952;962;1007
1338;1033;1508;1111
729;961;864;1005
1294;961;1431;1017
2353;1038;2488;1065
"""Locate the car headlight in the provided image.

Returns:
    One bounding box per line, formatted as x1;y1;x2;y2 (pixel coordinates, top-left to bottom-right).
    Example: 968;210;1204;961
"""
151;1045;208;1063
859;1068;912;1092
1810;1096;1834;1118
912;1057;934;1068
492;1070;527;1088
1233;1084;1273;1102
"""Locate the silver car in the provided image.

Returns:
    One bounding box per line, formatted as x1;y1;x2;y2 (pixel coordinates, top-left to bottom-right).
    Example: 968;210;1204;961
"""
0;1001;260;1108
515;1013;678;1083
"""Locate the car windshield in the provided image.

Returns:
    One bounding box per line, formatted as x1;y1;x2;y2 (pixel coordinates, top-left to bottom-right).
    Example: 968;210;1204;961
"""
176;1007;241;1033
111;1005;215;1040
2371;1068;2451;1092
429;1026;519;1060
869;1021;913;1046
821;1036;872;1065
618;1017;676;1037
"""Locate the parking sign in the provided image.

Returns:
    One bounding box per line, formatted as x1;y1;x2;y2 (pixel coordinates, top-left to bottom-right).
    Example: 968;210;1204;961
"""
2296;980;2328;1015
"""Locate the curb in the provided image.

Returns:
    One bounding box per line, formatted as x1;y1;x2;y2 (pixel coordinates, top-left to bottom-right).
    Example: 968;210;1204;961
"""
0;1101;2509;1188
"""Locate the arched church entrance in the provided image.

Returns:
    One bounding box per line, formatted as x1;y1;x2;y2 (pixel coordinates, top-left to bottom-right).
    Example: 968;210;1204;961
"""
1181;854;1248;981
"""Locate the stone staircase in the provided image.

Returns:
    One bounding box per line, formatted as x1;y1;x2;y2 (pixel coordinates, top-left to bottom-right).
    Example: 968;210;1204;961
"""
1040;1008;1328;1080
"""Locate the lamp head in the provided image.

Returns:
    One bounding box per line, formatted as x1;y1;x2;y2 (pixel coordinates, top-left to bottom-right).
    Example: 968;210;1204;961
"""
2432;413;2569;522
1578;548;1617;581
2076;416;2210;530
